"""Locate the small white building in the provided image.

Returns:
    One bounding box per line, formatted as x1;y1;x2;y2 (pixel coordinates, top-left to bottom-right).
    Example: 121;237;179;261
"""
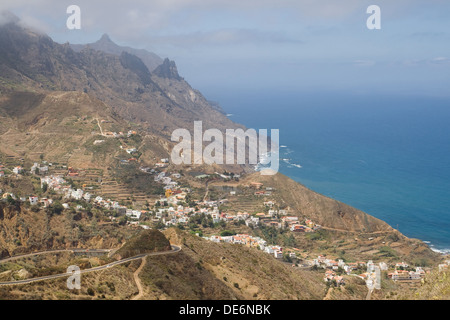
126;209;142;220
13;166;24;174
29;196;39;205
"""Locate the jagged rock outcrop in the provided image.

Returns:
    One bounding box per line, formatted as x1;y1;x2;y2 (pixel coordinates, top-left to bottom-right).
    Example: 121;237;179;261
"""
153;58;182;81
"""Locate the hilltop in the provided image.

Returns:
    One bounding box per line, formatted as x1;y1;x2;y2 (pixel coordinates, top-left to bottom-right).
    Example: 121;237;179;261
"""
113;229;171;260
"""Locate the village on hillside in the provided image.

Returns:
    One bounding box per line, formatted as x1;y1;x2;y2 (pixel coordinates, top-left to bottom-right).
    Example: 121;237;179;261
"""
0;155;439;290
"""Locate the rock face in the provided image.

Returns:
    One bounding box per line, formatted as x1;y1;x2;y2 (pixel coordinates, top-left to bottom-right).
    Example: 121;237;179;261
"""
119;51;153;85
71;33;164;72
153;58;182;81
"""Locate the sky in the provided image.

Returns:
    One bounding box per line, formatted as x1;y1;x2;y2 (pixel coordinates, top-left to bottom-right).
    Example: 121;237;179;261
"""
1;0;450;98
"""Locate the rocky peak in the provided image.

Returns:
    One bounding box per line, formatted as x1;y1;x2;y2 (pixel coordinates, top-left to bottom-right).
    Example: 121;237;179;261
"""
153;58;182;81
98;33;113;44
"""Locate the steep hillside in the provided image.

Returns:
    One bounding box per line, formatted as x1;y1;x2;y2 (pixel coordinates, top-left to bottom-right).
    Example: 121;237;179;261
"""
395;269;450;300
244;172;392;233
0;228;333;300
201;172;438;264
0;90;127;165
157;228;326;300
0;201;133;257
0;16;239;138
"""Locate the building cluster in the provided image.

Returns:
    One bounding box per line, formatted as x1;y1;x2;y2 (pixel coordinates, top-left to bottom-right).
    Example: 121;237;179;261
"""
31;162;49;175
41;175;92;201
205;233;267;248
323;270;345;286
388;268;425;281
314;255;367;273
204;233;292;259
0;162;51;177
0;190;55;208
41;175;146;220
313;255;429;287
104;129;137;138
387;262;427;281
314;257;384;287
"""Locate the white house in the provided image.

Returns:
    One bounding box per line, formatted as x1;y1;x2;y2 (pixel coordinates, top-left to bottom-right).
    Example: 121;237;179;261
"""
126;209;142;220
71;189;84;200
13;166;24;174
40;198;53;207
395;262;409;269
29;196;39;205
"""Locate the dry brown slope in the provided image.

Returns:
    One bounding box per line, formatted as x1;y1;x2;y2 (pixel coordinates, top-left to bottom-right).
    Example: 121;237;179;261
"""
142;228;328;300
0;227;329;300
0;90;154;169
244;172;393;233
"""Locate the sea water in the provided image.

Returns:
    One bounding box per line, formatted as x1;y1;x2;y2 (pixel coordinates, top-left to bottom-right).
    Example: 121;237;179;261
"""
213;90;450;253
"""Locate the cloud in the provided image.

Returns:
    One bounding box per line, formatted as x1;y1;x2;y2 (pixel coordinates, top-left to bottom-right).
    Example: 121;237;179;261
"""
143;29;302;48
0;0;433;33
0;10;19;25
397;57;450;68
430;57;450;64
353;60;376;67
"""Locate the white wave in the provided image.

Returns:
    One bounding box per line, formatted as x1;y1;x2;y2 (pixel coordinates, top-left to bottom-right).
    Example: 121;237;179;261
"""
430;246;450;255
282;158;302;169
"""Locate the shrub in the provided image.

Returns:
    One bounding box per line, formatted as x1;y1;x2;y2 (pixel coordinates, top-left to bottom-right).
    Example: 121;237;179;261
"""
220;230;236;237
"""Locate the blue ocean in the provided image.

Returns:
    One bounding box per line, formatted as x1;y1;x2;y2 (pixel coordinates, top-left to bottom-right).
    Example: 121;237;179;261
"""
211;90;450;253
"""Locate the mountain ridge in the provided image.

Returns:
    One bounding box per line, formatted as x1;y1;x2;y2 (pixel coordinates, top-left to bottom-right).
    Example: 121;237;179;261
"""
0;19;238;138
70;32;163;72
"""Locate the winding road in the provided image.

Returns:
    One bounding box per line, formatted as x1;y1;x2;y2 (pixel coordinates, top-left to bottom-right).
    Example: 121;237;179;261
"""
0;245;181;286
0;249;112;264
